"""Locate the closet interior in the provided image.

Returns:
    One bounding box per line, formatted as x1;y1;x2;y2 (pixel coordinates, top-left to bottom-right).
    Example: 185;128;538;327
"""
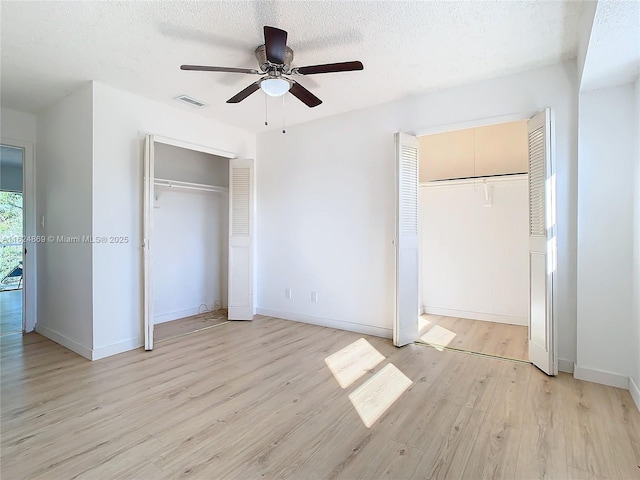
151;142;230;342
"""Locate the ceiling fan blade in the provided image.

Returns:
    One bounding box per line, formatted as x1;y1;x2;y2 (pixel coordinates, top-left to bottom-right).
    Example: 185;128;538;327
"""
264;26;288;64
181;65;260;74
226;81;261;103
289;81;322;108
294;61;364;75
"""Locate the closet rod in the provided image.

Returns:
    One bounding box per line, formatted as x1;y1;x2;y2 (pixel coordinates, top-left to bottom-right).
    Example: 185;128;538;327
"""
154;178;228;194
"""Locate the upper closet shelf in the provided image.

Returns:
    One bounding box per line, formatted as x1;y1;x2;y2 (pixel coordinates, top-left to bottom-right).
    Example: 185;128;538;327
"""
154;178;228;194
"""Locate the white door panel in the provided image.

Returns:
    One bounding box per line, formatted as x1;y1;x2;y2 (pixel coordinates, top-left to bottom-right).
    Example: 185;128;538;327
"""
143;135;155;350
228;159;254;320
394;133;420;347
527;109;556;375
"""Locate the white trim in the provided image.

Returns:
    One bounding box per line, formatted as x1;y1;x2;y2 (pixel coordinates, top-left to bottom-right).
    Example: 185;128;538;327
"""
92;338;142;360
1;137;36;333
415;112;533;137
419;174;528;189
35;324;92;360
256;307;393;339
143;134;240;350
558;359;574;374
154;178;229;194
154;307;204;324
151;134;235;159
422;306;527;326
629;377;640;413
573;364;629;389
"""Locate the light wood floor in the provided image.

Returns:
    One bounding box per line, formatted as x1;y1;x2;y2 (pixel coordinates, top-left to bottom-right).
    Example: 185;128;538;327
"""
2;316;639;479
154;309;229;342
0;289;22;336
419;314;529;362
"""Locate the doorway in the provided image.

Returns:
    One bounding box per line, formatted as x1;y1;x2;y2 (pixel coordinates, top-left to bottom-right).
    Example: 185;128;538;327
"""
142;135;255;350
418;121;529;362
0;145;24;336
395;109;557;375
149;141;231;344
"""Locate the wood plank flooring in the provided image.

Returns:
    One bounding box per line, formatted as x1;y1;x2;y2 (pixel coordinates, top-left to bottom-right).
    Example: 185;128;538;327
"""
420;314;529;362
2;316;639;479
0;288;22;336
154;309;229;342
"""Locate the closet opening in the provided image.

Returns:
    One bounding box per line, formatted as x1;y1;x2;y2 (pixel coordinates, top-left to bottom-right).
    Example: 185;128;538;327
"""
418;120;530;362
150;142;231;344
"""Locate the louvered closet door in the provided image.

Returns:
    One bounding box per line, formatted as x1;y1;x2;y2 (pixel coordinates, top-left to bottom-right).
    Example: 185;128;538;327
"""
394;133;420;347
228;159;255;320
143;135;155;350
528;109;557;375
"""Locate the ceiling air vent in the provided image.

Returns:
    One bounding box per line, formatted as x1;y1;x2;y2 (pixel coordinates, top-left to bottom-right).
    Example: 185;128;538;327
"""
175;95;205;108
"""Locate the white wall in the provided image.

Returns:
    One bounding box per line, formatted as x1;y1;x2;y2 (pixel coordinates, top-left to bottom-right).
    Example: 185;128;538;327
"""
91;81;254;358
154;143;229;187
576;84;636;385
153;144;229;323
256;62;578;363
153;190;227;322
420;176;529;325
632;76;640;404
1;108;37;143
36;83;94;357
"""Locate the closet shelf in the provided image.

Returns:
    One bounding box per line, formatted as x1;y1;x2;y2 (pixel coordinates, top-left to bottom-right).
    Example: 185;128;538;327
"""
154;178;229;194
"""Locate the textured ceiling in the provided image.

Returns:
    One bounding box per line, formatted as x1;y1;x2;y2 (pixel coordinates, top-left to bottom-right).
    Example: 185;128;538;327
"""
581;0;640;91
1;1;584;133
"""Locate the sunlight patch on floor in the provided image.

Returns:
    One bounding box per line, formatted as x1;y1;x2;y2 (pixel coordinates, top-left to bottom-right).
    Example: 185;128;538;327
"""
419;324;456;351
348;363;412;428
325;338;385;389
418;316;432;333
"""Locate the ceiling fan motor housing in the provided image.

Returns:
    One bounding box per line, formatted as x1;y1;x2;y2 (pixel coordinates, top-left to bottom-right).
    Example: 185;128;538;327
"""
255;45;294;73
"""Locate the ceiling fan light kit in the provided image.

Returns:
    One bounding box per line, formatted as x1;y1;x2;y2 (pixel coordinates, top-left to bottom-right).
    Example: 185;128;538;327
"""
180;26;363;111
260;77;291;97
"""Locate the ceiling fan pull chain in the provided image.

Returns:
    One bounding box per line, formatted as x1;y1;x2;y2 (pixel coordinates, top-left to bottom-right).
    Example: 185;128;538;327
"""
282;94;286;134
264;94;269;126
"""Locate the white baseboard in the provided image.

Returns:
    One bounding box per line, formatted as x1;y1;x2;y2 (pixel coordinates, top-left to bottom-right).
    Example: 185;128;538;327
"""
422;306;527;326
35;324;92;360
629;377;640;413
573;364;629;389
558;359;574;374
92;338;142;360
154;307;203;324
256;307;392;339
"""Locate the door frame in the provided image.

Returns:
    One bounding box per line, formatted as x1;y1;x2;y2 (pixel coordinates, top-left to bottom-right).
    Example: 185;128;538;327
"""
142;134;237;350
1;137;36;333
404;110;558;370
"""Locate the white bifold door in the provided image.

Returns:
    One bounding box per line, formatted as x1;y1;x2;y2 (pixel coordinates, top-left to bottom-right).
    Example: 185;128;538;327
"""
227;159;255;320
527;109;557;375
143;135;155;350
143;135;254;350
394;133;420;347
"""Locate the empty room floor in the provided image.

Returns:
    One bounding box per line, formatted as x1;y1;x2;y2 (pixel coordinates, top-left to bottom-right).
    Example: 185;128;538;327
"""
419;314;529;362
2;316;639;479
0;289;21;336
154;309;229;342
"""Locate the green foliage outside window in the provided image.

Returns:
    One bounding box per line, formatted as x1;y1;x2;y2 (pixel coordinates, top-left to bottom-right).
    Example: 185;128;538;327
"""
0;192;23;288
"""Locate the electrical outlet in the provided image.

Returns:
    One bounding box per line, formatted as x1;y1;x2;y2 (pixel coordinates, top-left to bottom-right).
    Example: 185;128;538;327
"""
285;288;292;299
311;291;318;303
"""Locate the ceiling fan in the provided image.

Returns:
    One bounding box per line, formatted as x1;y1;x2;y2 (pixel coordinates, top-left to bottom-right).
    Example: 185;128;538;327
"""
180;26;364;108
